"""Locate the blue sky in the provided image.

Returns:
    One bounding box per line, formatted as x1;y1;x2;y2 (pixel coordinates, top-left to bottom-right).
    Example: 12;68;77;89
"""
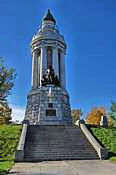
0;0;116;120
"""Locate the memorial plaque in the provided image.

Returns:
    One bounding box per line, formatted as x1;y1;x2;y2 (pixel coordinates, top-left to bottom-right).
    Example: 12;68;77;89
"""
46;109;56;116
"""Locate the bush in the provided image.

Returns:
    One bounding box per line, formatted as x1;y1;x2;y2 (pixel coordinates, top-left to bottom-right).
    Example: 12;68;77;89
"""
90;127;116;156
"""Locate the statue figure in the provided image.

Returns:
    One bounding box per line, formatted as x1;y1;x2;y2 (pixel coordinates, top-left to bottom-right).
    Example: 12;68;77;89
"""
41;66;60;86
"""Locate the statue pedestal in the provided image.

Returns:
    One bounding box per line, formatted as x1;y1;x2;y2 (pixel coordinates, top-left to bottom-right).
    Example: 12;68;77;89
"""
25;85;72;125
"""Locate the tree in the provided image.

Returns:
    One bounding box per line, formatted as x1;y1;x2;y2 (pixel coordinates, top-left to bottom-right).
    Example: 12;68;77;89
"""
0;58;16;124
108;101;116;127
0;58;16;101
0;101;12;124
86;107;106;126
71;109;83;124
110;101;116;113
108;116;113;127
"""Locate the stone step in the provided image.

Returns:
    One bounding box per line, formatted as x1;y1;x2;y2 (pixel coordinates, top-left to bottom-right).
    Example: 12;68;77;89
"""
25;150;95;154
25;148;94;151
25;148;95;151
24;156;97;160
24;156;99;161
25;144;93;146
24;125;99;161
24;153;97;157
24;153;99;157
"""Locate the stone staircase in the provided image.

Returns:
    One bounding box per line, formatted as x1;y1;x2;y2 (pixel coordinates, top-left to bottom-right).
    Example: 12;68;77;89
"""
24;125;99;161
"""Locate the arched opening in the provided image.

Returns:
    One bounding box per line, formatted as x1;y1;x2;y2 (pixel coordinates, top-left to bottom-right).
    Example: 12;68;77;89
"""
47;46;52;68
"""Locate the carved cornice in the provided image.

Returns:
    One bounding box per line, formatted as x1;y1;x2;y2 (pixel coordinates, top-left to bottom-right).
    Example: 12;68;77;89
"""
32;40;66;53
32;36;66;47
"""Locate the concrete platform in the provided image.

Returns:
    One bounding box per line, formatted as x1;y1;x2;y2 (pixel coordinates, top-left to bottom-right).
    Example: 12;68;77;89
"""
8;160;116;175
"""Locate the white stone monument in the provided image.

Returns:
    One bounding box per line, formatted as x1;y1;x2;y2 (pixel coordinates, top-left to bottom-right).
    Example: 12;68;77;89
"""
25;9;72;125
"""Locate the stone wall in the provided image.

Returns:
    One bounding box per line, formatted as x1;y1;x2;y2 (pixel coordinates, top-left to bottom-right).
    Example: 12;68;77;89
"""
25;85;72;125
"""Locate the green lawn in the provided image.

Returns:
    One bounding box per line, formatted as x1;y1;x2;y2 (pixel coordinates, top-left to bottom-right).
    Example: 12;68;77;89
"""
110;156;116;162
0;161;14;175
0;124;22;174
90;127;116;160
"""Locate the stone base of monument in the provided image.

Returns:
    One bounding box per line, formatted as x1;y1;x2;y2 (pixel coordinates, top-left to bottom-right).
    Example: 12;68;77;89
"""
18;85;108;162
25;85;72;125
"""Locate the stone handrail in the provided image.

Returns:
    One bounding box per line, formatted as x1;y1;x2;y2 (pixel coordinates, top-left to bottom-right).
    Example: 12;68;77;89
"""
17;123;27;150
76;121;108;160
15;123;28;161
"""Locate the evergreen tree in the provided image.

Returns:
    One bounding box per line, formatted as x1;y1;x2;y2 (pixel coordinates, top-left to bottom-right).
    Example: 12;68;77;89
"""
108;101;116;127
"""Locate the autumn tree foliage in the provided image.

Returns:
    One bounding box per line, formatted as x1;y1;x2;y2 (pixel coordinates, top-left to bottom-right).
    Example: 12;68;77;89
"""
86;107;106;126
71;109;83;124
0;101;12;124
108;116;113;127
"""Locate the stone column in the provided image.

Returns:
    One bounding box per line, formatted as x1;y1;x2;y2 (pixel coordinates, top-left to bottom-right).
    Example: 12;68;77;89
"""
37;52;40;87
32;50;38;88
60;51;66;88
53;47;59;79
40;47;47;86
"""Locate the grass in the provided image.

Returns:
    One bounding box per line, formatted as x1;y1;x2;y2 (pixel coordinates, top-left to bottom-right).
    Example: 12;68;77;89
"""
90;127;116;161
0;161;14;175
0;124;22;174
110;156;116;162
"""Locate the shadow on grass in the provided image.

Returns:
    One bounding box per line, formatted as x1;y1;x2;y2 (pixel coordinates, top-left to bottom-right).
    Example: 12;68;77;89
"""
108;152;116;159
0;170;8;175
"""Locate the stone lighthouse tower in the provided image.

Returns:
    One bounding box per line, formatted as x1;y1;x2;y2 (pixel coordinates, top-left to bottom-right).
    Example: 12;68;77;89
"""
25;10;72;125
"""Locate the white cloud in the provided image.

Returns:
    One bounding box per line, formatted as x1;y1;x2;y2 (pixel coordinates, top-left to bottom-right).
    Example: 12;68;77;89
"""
10;105;25;122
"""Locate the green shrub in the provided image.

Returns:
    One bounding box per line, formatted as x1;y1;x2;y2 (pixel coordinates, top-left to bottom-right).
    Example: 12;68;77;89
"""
90;127;116;155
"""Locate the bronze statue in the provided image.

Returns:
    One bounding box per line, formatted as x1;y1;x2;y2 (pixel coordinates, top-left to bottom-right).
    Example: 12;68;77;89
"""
41;66;60;86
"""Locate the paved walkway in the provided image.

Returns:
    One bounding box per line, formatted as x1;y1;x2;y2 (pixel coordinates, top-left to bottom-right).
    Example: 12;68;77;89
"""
8;160;116;175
